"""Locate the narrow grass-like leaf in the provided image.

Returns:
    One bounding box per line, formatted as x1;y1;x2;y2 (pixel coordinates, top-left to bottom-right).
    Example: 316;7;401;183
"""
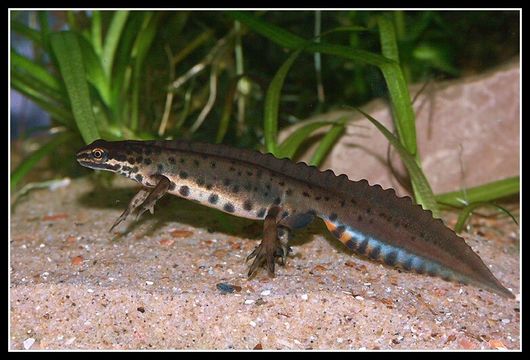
11;73;73;125
12;19;42;44
354;106;439;217
50;32;100;143
77;35;111;107
228;11;306;49
277;121;333;159
37;11;51;53
309;117;348;167
11;49;62;93
91;11;103;56
435;176;520;208
378;15;400;63
10;131;73;189
130;12;159;131
264;49;303;154
377;16;417;157
230;11;418;157
102;11;129;77
454;202;518;234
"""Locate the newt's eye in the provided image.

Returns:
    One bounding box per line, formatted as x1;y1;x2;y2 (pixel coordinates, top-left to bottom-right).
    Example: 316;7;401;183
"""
92;148;105;160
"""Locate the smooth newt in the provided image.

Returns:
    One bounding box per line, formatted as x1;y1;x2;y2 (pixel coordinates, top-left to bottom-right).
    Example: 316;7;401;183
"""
76;139;514;298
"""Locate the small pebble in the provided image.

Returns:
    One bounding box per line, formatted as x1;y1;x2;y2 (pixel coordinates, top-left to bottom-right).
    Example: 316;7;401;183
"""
260;290;271;296
23;338;35;350
244;299;255;305
501;319;511;324
301;294;308;301
145;281;154;285
249;321;257;327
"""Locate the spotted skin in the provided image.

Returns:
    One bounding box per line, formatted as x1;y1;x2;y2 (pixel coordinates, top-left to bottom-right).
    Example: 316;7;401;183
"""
76;139;514;299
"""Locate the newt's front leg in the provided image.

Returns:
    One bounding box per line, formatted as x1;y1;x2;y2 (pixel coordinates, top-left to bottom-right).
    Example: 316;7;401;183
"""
109;176;170;232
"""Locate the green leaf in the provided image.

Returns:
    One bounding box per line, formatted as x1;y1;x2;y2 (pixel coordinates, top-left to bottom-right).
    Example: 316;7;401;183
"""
11;19;42;45
91;11;103;57
309;117;348;167
11;72;73;126
277;121;334;159
264;49;303;154
11;49;63;92
354;106;439;218
130;12;160;131
50;31;100;144
454;202;518;234
229;11;418;157
77;35;111;107
102;11;130;77
435;176;520;208
10;132;73;189
378;15;400;63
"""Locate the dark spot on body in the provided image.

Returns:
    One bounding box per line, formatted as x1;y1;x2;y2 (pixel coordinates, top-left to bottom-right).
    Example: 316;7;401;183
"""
329;213;338;222
157;164;164;172
384;251;398;266
257;208;266;218
243;183;252;191
357;238;369;255
368;245;381;260
208;194;219;204
278;181;285;186
315;196;322;201
229;166;236;172
144;148;152;156
351;199;357;205
243;200;253;211
286;189;292;196
302;191;310;198
394;221;400;228
168;157;176;164
196;177;205;186
206;184;213;190
281;211;289;218
132;166;138;173
179;186;190;197
135;174;143;183
193;159;199;167
237;171;242;176
345;239;358;250
366;208;372;214
210;162;216;168
246;171;253;176
403;257;414;271
357;215;363;222
128;157;135;164
115;153;127;162
136;156;143;163
340;199;345;207
223;178;231;186
273;197;281;205
179;171;188;179
223;203;235;213
180;158;186;164
232;185;240;193
144;158;152;165
324;196;330;201
169;182;176;191
263;192;269;198
265;183;271;191
153;147;162;155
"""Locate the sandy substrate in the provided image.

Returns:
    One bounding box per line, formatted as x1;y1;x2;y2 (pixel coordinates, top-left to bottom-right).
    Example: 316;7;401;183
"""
9;177;520;350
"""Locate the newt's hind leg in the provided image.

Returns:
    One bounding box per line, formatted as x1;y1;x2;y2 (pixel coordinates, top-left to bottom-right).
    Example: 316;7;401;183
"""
246;208;315;277
246;206;284;277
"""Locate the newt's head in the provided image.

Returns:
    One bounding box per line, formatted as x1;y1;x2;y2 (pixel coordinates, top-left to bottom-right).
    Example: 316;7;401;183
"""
76;139;116;171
